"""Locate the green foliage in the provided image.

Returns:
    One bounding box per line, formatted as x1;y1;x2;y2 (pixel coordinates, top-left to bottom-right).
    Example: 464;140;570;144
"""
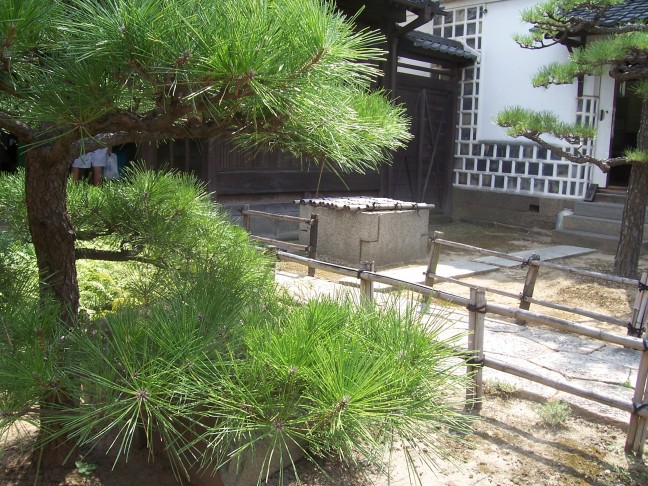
624;148;648;163
0;166;263;272
0;165;472;483
484;380;518;400
74;461;98;476
0;170;29;243
50;294;472;482
1;0;410;170
496;106;596;143
0;234;37;313
536;399;571;427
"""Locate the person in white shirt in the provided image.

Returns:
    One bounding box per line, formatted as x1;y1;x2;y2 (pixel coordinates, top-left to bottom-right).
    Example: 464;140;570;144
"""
71;147;109;185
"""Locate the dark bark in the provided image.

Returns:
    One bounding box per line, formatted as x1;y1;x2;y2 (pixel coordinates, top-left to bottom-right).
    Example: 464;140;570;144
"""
35;392;78;469
25;147;79;326
76;247;162;266
613;99;648;278
25;145;80;468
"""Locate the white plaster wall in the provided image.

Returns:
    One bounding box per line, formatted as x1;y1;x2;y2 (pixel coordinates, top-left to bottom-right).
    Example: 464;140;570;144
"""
476;0;576;142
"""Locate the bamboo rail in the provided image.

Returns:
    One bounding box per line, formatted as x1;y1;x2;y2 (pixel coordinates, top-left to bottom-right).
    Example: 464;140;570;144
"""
485;355;646;416
430;237;639;286
242;208;315;225
424;270;627;327
425;233;643;332
250;235;308;252
242;206;318;277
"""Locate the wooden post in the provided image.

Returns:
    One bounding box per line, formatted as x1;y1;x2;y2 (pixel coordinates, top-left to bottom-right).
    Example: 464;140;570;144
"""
359;261;375;303
466;287;486;412
626;347;648;455
517;254;540;326
425;231;444;288
628;269;648;337
307;214;319;277
242;204;251;232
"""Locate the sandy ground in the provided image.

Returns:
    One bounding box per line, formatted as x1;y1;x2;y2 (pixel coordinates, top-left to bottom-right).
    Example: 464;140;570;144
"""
3;222;648;485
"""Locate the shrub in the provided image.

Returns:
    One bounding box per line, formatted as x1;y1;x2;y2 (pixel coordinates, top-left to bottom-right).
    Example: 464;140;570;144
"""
537;399;571;428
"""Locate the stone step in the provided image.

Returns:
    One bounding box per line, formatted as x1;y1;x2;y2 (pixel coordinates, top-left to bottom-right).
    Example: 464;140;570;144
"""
594;189;626;205
552;228;648;253
573;201;625;220
552;228;621;253
561;214;648;239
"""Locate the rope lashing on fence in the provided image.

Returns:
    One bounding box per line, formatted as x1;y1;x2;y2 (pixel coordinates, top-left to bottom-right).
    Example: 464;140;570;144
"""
466;356;485;366
639;281;648;292
466;303;487;314
521;253;541;269
633;401;648;414
627;322;646;338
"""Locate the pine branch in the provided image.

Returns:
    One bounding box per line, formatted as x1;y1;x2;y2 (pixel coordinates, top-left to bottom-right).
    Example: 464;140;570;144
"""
509;130;627;172
75;247;161;266
0;114;33;142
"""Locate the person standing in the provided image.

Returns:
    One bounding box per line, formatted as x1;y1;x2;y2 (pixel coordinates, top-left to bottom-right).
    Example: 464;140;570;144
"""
71;147;109;185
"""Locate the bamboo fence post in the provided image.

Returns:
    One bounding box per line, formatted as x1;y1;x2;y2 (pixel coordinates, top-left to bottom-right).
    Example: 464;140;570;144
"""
626;347;648;455
242;204;251;232
517;254;540;326
425;231;444;288
307;214;319;277
466;287;486;412
359;261;375;303
628;269;648;337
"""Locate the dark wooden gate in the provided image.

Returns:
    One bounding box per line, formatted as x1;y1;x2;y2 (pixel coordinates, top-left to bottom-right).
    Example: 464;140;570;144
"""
390;74;457;211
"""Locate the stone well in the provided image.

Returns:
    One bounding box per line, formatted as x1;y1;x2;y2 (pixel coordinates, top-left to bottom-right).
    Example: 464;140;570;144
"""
297;196;432;267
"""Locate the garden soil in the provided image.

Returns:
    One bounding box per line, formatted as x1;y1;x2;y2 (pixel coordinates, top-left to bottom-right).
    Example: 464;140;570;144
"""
3;222;648;485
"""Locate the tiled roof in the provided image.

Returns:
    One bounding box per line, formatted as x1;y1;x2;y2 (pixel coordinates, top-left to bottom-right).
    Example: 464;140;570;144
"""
571;0;648;26
390;0;445;14
405;30;477;60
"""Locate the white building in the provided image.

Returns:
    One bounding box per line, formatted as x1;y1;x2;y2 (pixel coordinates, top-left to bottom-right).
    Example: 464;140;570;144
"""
416;0;641;238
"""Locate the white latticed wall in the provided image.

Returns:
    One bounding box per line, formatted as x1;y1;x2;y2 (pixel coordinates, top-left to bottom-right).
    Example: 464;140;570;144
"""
434;3;594;198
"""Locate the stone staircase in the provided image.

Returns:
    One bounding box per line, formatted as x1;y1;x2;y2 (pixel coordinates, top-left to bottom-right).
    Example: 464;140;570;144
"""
552;188;648;252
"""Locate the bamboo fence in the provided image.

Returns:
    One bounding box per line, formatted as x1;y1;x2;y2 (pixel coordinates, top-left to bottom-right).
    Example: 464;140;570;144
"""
241;205;319;276
425;231;639;330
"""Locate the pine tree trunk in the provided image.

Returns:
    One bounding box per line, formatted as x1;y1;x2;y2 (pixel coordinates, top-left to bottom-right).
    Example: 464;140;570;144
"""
25;150;79;325
25;148;80;468
613;99;648;278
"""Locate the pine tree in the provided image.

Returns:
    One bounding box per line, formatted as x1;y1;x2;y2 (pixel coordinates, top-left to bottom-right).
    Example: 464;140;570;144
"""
0;0;409;322
0;0;410;468
495;0;648;278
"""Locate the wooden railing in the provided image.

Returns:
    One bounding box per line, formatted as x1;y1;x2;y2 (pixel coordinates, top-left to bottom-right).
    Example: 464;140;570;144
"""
272;248;648;456
425;231;646;334
241;205;319;276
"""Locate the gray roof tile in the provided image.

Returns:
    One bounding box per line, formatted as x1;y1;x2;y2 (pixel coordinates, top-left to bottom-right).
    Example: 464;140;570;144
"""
405;31;477;60
571;0;648;26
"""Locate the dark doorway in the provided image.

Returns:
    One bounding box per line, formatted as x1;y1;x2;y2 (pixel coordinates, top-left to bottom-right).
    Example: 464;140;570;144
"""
391;82;455;207
609;81;641;187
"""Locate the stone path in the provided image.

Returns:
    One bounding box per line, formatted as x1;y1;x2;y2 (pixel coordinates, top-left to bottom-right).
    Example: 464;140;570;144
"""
276;263;638;425
338;244;595;293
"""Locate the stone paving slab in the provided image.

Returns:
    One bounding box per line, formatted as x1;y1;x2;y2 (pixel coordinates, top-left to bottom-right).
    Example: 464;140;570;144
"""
475;245;595;268
529;351;632;385
522;327;606;355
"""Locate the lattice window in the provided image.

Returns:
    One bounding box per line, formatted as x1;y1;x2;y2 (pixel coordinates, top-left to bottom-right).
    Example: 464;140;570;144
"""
436;4;591;198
